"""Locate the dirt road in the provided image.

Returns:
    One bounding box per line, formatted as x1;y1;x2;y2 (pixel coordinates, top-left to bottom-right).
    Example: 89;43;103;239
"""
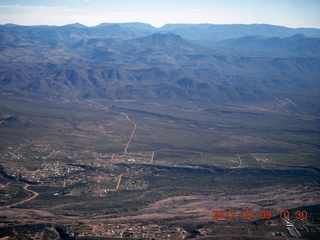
121;112;137;154
236;154;243;168
6;183;39;208
116;174;123;190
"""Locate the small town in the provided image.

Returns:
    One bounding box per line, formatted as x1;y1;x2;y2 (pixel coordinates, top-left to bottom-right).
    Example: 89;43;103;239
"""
1;137;320;239
64;222;188;239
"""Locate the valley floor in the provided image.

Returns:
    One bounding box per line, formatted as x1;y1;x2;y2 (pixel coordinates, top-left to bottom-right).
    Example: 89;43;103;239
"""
0;97;319;239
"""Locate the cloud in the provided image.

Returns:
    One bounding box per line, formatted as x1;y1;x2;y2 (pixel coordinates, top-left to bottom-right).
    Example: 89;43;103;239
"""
187;8;214;13
0;4;77;13
0;4;81;25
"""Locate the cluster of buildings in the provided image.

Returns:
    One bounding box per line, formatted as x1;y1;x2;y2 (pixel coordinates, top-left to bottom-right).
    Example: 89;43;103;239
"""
282;218;301;238
66;222;188;239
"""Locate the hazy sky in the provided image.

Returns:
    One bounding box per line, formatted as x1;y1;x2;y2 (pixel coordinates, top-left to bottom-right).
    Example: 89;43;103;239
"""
0;0;319;28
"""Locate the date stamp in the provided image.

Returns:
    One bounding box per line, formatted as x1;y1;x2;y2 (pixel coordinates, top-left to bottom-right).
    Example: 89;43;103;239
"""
212;209;308;221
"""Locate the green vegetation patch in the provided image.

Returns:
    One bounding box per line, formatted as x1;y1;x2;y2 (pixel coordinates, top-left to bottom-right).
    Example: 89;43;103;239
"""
253;153;320;167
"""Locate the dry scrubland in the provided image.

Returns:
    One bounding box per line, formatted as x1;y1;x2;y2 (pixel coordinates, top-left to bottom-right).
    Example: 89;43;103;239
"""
0;96;319;239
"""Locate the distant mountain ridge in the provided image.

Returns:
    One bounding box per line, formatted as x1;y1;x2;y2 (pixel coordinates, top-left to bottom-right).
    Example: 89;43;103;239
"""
215;34;320;57
2;22;320;41
0;23;319;103
159;23;320;42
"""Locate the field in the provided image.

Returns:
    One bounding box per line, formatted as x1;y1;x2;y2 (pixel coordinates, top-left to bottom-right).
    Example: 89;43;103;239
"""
0;95;320;239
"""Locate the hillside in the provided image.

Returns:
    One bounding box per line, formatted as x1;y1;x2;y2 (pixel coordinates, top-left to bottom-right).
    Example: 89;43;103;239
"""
0;23;319;104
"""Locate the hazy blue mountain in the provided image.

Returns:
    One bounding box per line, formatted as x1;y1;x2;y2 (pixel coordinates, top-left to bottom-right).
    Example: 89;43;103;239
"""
96;22;156;31
65;22;88;28
0;23;319;103
2;22;319;42
216;34;320;57
159;23;320;43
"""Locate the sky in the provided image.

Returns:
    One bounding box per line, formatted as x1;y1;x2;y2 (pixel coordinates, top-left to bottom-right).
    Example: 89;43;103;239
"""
0;0;319;28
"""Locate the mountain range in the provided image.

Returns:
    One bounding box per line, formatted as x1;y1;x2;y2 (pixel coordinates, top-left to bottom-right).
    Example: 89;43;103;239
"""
0;23;319;103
